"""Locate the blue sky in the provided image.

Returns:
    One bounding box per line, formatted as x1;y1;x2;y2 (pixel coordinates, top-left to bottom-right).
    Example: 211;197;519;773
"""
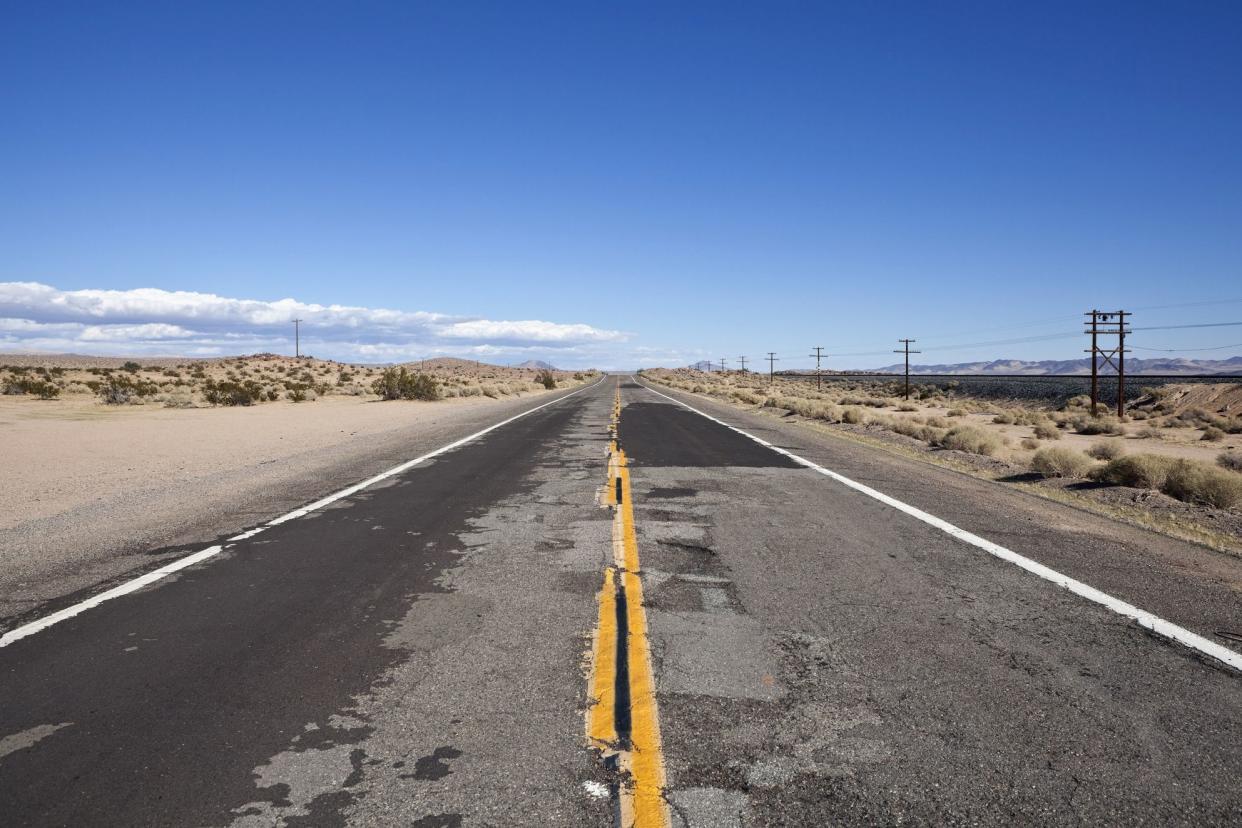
2;2;1240;368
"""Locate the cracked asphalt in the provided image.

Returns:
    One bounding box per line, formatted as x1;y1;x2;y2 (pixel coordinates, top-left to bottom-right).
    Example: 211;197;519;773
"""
2;376;1241;825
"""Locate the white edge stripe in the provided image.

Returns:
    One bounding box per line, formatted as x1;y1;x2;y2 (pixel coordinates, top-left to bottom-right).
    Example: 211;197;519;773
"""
638;381;1242;674
0;378;605;648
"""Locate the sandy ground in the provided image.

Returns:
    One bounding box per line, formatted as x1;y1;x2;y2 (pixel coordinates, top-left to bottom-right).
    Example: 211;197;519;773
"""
0;385;584;624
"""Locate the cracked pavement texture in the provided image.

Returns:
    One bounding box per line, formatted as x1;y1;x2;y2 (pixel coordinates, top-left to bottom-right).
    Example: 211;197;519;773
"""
623;380;1242;825
1;377;1241;825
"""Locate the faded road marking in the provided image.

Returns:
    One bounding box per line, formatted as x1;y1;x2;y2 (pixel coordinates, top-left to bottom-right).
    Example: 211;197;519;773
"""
0;723;73;761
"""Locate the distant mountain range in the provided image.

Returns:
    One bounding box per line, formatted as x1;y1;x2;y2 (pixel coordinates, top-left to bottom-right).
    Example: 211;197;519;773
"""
515;359;557;370
862;356;1242;376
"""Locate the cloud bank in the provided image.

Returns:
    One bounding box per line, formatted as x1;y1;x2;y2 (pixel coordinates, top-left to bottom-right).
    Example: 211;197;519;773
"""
0;282;629;366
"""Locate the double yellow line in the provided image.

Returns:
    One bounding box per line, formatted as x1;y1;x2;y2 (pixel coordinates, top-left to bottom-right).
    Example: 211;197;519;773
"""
587;386;669;827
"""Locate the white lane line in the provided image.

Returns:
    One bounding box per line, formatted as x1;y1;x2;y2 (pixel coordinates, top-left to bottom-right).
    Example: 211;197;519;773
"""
0;379;605;649
637;382;1242;674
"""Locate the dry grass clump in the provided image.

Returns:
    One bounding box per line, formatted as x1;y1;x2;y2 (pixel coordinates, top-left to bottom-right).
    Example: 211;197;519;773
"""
1161;461;1242;508
936;426;1001;456
1031;447;1095;478
841;407;866;425
1201;426;1225;442
1086;441;1124;461
1093;454;1177;489
1071;415;1125;436
1085;453;1242;508
1032;421;1061;440
1218;452;1242;473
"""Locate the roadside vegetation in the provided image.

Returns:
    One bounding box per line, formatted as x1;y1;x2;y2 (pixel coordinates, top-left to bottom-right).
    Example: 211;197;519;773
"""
0;356;597;410
642;368;1242;539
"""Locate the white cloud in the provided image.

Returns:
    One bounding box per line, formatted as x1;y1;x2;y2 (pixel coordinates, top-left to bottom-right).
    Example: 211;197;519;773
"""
0;281;630;366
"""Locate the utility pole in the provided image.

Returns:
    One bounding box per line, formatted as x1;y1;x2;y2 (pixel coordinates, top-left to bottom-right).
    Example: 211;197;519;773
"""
1084;310;1131;418
293;318;303;358
719;357;727;373
737;355;748;373
809;346;826;391
894;339;920;400
766;352;779;383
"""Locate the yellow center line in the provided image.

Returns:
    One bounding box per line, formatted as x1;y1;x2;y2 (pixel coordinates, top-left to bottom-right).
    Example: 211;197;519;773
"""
585;382;670;827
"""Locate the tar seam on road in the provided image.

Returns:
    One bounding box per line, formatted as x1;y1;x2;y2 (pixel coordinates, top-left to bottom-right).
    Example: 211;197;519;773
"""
0;377;607;649
586;384;671;828
637;379;1242;675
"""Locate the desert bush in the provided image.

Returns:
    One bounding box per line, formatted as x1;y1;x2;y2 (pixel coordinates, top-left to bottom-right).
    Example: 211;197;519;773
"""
1086;441;1124;461
535;369;557;390
1092;454;1177;489
946;408;966;417
993;412;1016;425
1031;446;1094;478
480;384;500;399
372;368;440;401
898;404;917;412
1137;427;1162;439
1071;416;1125;436
163;391;194;408
1032;421;1061;440
1020;438;1039;450
3;378;60;398
1201;427;1225;442
1217;452;1242;473
1162;460;1242;509
98;375;158;404
842;407;866;425
204;379;264;406
121;361;142;373
936;426;1001;456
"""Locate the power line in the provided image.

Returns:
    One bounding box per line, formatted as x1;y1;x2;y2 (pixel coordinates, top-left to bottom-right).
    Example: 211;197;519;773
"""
1131;321;1242;332
1132;342;1242;352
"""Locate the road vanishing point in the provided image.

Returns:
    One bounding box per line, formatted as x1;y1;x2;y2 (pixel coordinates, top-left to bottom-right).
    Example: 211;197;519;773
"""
2;376;1241;825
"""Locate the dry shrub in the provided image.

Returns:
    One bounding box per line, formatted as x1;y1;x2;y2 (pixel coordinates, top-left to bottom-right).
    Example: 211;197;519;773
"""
937;426;1001;456
1092;454;1177;489
1032;421;1061;440
1137;427;1162;440
947;408;966;417
1217;452;1242;473
1072;416;1125;436
1201;426;1225;442
1086;441;1124;461
842;407;866;425
1020;438;1039;450
1162;460;1242;509
1031;447;1094;478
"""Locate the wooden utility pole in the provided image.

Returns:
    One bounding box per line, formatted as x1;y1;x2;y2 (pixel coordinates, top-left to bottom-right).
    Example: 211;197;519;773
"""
1084;310;1131;417
766;352;779;383
293;318;303;358
719;357;727;373
894;339;920;400
737;355;748;373
809;346;826;391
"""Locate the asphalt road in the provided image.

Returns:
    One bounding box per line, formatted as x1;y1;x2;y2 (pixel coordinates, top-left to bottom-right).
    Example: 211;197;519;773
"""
2;376;1241;826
